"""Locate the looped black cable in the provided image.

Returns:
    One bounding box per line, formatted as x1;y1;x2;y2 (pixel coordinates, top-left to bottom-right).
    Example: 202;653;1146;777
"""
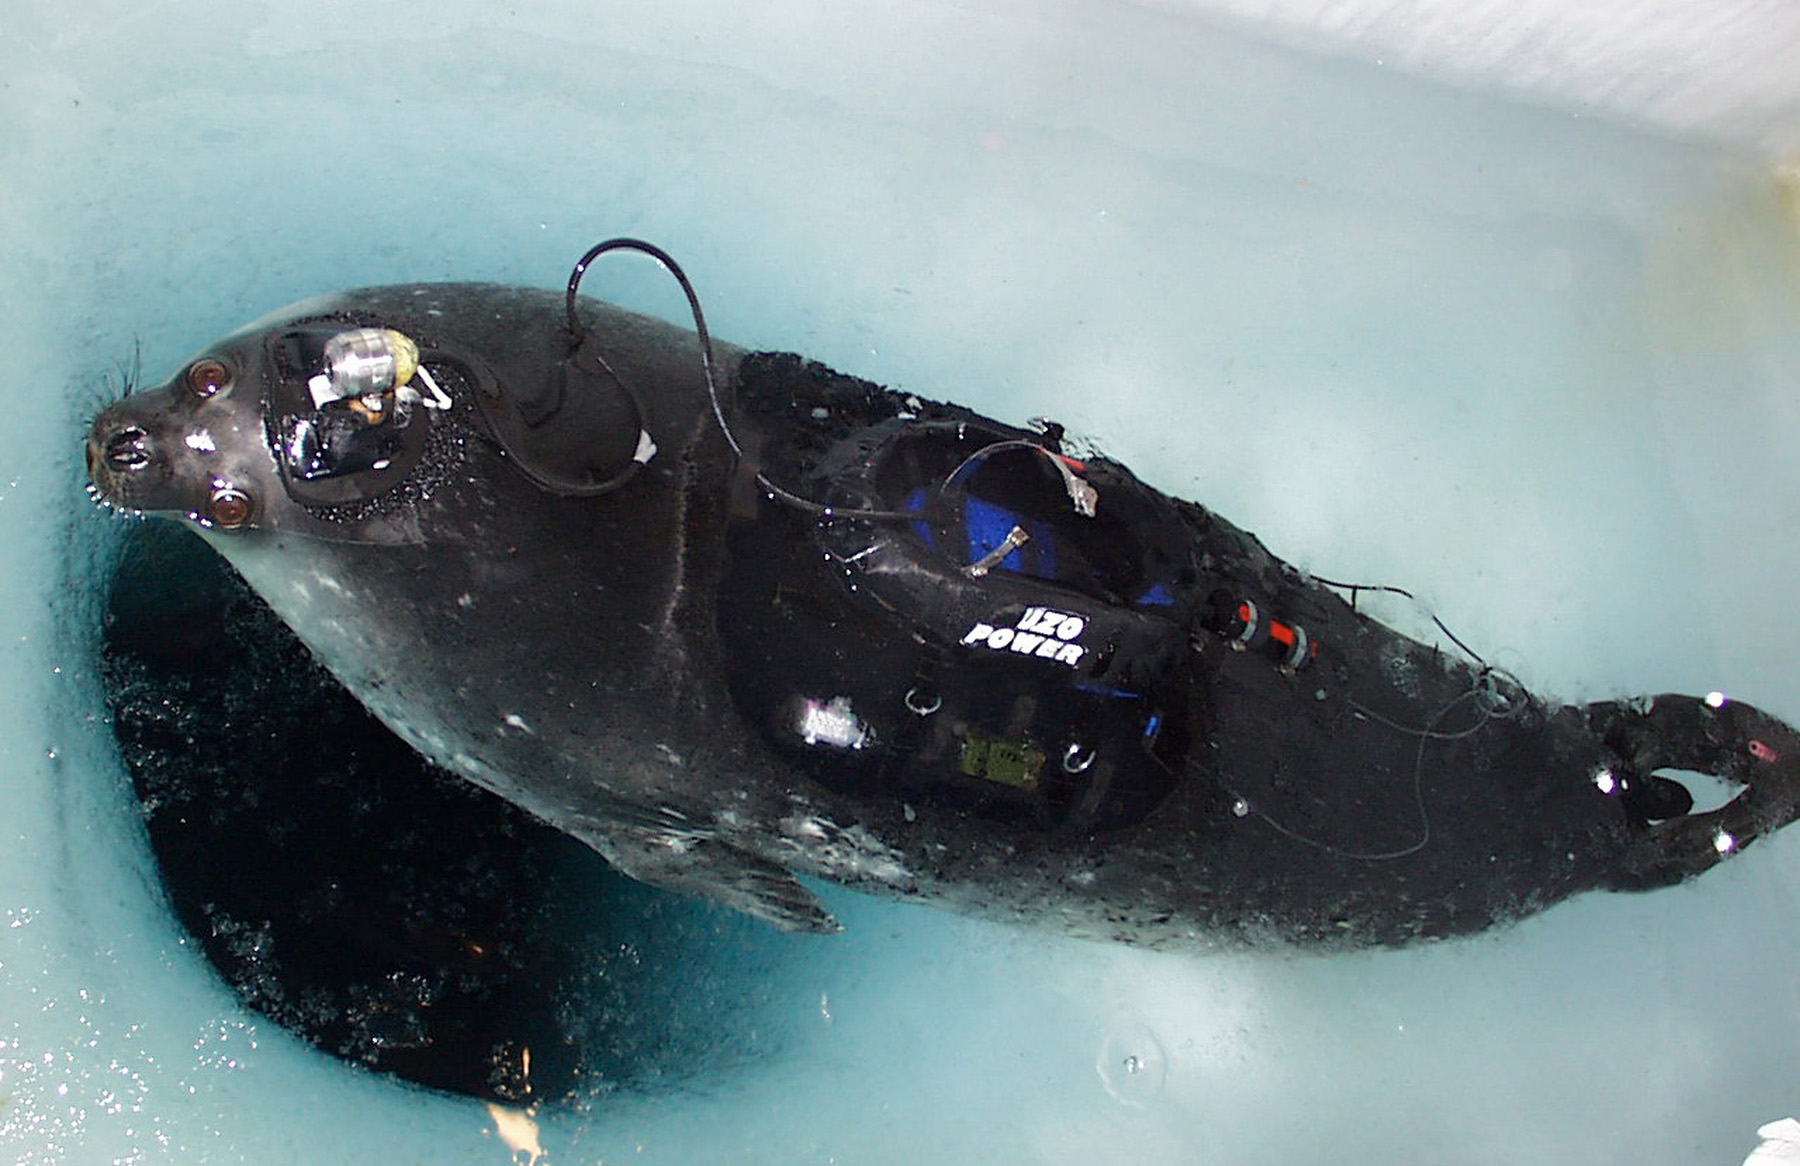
566;238;919;521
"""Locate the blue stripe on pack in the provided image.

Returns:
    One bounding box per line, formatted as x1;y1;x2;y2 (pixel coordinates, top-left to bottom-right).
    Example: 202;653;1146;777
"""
1136;582;1176;607
905;486;933;545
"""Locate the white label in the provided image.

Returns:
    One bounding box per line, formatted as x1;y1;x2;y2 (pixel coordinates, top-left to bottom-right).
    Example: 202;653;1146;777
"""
961;606;1088;668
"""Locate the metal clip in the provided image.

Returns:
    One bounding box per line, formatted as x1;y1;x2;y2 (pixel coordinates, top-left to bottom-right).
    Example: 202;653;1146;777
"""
965;524;1031;578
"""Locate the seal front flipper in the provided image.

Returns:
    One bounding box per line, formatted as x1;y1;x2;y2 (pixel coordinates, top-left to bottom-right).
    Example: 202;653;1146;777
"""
582;821;842;934
1589;693;1800;889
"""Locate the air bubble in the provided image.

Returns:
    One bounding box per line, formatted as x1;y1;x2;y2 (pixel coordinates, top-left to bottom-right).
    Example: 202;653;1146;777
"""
1097;1021;1168;1107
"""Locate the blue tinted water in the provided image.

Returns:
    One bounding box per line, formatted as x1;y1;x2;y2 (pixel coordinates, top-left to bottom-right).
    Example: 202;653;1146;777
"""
5;2;1799;1162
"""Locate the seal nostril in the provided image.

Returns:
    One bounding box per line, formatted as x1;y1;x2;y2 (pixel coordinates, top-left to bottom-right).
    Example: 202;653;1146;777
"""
103;426;153;472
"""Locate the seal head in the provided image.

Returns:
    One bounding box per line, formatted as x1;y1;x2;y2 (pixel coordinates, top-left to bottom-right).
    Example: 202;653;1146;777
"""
87;304;450;546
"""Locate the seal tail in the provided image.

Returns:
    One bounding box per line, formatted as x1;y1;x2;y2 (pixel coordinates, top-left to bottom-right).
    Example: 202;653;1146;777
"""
1587;693;1800;890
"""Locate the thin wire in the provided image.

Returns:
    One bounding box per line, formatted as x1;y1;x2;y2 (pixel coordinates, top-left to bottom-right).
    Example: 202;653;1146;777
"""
1249;684;1494;861
565;237;919;521
1241;574;1530;860
1311;573;1489;669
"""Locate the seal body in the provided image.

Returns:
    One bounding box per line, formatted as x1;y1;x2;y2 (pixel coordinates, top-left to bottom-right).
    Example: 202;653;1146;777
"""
86;275;1800;949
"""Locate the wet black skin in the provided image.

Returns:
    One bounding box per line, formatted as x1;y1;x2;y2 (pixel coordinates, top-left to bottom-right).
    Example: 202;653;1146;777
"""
86;280;1800;950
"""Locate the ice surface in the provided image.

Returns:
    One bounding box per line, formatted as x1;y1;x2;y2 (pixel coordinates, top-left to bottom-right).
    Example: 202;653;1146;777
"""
6;1;1800;1162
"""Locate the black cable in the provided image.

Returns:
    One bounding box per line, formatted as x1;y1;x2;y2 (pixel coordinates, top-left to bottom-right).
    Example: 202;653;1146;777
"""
565;237;919;521
1312;573;1489;669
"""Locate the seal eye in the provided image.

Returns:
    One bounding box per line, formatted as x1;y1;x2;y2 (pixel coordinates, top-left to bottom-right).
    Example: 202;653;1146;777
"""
207;486;254;528
186;358;232;399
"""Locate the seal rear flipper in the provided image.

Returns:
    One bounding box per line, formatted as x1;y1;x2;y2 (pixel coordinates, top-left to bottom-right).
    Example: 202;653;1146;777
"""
581;823;842;935
1587;694;1800;890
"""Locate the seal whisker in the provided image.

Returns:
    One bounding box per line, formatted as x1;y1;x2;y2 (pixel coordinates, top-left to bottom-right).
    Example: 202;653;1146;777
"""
114;338;143;401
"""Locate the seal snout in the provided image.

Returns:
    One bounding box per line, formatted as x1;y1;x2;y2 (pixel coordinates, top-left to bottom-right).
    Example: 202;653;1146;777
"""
85;411;159;490
85;403;175;514
99;423;155;473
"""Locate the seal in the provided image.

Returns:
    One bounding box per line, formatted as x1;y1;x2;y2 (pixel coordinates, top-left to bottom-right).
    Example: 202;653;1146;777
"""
85;239;1800;949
